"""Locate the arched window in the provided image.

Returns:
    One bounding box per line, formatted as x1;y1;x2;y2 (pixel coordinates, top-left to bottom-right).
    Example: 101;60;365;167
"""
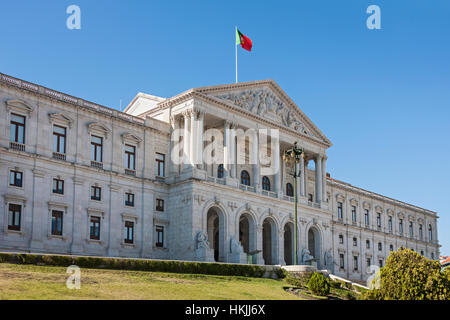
286;183;293;197
428;224;433;241
240;170;250;186
262;176;270;191
217;164;224;179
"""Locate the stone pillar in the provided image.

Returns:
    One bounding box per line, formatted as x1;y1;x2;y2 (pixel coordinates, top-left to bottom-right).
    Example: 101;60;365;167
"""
322;156;327;203
300;155;306;197
252;129;260;189
183;111;190;170
256;224;264;265
197;111;205;169
273;136;281;193
30;169;46;251
107;184;121;257
70;176;85;254
223;120;231;178
190;110;197;166
315;155;322;203
169;115;180;176
230;123;236;178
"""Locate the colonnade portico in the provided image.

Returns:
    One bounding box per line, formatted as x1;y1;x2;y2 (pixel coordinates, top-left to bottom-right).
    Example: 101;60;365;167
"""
172;108;328;208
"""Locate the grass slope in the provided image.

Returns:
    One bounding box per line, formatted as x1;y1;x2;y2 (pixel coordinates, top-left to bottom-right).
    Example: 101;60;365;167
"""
0;263;302;300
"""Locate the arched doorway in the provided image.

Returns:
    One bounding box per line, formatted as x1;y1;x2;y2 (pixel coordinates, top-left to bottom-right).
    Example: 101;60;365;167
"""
308;227;321;267
284;222;294;265
262;217;278;265
239;213;255;254
207;207;225;262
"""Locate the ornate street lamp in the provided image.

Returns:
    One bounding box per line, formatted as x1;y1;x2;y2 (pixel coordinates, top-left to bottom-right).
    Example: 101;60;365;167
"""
282;141;304;265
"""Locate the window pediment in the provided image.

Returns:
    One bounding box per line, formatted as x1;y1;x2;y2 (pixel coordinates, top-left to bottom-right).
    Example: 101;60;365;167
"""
408;214;415;222
87;122;111;139
48;112;74;128
121;132;142;146
362;201;371;210
6;99;34;115
336;193;345;202
386;208;394;216
397;211;405;219
349;198;358;206
375;205;383;214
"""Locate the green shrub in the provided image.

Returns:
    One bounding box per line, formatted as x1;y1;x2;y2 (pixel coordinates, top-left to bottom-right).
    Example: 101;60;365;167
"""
0;252;269;278
285;272;312;288
308;272;330;296
364;248;450;300
330;281;341;289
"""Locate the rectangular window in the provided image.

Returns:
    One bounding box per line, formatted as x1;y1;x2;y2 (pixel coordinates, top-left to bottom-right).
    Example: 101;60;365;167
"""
364;209;370;226
366;258;371;269
124;221;134;244
379;259;383;267
337;202;343;220
90;216;101;240
52;178;64;195
339;234;344;244
156;225;164;247
377;213;381;228
91;135;103;162
409;222;414;237
353;256;358;271
308;194;313;202
390;244;394;251
351;206;357;223
156;199;164;212
125;193;135;207
156;153;165;177
8;204;21;231
419;224;423;240
399;219;403;234
9;170;23;187
366;240;370;249
388;216;393;232
124;144;136;170
51;210;63;236
339;254;345;269
378;242;382;251
353;237;357;246
91;186;101;201
53;125;66;154
10;113;25;144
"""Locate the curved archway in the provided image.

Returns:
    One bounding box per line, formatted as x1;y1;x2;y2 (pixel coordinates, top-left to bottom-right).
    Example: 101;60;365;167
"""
239;212;256;255
241;170;250;186
262;217;278;265
262;176;271;191
284;222;294;265
307;226;321;267
207;206;226;262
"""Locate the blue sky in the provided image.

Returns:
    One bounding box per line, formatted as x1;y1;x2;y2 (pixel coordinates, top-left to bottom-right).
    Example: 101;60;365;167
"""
1;1;449;254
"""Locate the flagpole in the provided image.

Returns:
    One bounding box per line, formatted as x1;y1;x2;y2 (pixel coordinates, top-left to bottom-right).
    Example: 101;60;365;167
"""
235;26;238;83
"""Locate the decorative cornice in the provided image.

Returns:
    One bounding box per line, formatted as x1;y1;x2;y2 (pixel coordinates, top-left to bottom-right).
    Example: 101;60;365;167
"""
5;99;34;115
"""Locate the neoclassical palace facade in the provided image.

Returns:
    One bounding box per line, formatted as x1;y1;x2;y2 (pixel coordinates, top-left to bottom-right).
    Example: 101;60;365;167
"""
0;72;440;281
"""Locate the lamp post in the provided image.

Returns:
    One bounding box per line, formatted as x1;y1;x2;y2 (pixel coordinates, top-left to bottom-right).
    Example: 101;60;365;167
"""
282;141;304;265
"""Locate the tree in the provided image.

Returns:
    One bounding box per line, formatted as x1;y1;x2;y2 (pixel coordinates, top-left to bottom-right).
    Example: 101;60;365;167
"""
365;248;449;300
308;272;330;296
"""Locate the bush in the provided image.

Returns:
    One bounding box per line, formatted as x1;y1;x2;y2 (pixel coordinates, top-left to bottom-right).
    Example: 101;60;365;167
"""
364;248;450;300
0;253;267;278
308;272;330;296
285;271;313;288
330;281;341;289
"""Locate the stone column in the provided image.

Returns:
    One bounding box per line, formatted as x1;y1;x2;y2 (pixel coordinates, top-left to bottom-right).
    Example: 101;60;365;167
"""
197;111;205;169
322;156;327;203
256;224;264;265
230;123;237;179
223;120;231;178
273;136;281;193
300;155;306;197
169;115;180;176
315;155;322;203
190;110;197;166
252;129;260;189
183;111;190;170
30;169;46;251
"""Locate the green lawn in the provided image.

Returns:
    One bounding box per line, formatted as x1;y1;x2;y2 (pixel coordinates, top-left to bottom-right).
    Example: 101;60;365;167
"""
0;263;302;300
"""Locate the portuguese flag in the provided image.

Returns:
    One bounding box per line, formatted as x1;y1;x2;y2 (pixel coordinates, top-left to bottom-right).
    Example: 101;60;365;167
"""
236;28;252;51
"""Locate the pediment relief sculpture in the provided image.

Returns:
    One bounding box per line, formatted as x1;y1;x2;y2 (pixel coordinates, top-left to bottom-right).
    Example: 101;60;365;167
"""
375;205;383;214
386;208;394;216
349;198;358;206
214;89;316;137
336;193;345;202
362;201;371;210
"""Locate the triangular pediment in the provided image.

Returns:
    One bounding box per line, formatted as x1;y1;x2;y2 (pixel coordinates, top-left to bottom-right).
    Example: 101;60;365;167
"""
195;80;331;146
